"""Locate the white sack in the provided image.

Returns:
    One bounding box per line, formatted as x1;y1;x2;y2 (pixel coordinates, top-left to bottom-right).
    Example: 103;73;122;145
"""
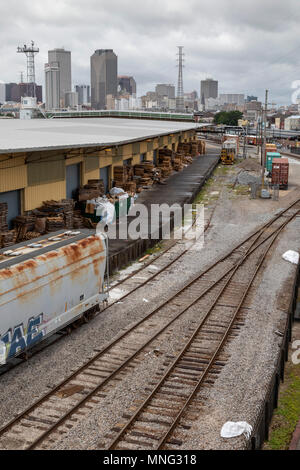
282;250;299;265
221;421;252;439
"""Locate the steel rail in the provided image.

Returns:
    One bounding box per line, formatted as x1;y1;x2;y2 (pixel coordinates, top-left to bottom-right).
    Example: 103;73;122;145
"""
26;205;299;450
107;208;299;450
0;198;298;448
156;215;294;449
0;201;211;377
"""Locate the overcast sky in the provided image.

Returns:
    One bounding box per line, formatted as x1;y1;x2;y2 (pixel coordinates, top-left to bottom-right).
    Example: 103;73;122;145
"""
1;0;300;105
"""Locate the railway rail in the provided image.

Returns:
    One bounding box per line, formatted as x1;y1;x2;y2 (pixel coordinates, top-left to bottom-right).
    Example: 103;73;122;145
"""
0;198;299;450
0;200;216;376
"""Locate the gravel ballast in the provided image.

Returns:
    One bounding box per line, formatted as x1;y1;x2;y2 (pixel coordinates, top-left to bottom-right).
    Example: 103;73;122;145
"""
0;146;299;450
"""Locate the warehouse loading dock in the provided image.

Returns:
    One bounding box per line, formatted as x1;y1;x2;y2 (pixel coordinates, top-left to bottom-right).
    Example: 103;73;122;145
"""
0;118;206;248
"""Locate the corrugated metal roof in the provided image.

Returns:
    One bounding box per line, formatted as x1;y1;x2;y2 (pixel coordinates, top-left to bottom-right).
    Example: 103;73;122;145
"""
0;118;202;154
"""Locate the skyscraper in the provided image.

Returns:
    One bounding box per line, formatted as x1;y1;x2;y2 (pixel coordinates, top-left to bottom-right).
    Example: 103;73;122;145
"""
118;76;136;96
45;62;60;110
48;48;72;107
200;78;218;106
155;84;175;100
75;85;90;105
91;49;118;110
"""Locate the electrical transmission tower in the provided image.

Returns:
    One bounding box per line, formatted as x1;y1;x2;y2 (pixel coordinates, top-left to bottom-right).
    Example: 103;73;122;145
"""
176;46;185;112
17;40;39;98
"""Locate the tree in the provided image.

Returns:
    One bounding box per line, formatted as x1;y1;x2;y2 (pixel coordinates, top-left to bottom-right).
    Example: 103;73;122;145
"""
214;111;243;126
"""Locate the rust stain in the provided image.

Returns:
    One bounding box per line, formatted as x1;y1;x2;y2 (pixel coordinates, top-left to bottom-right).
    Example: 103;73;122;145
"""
0;235;106;304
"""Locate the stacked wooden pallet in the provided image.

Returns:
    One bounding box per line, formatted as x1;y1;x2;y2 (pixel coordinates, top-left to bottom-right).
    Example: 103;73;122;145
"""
177;143;191;155
13;214;36;232
0;203;8;232
42;199;75;229
157;155;173;178
133;162;155;189
123;181;137;193
13;214;37;241
183;155;193;165
60;199;75;229
46;216;65;232
73;210;85;229
78;179;105;201
173;154;184;172
113;166;127;188
1;230;17;248
190;142;199;157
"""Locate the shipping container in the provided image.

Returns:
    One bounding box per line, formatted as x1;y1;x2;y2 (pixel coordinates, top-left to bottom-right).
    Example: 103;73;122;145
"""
0;231;108;364
271;158;289;189
266;152;281;173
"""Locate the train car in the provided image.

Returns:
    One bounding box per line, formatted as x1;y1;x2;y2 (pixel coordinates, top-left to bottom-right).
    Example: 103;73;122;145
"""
221;139;237;165
0;230;108;365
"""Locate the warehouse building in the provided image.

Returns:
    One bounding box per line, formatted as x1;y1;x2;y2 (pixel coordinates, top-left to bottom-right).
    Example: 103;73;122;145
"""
0;118;201;228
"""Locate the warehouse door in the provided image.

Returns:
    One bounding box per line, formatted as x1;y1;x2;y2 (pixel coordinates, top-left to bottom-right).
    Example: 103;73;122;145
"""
0;190;21;229
153;149;157;165
66;164;81;199
100;166;110;193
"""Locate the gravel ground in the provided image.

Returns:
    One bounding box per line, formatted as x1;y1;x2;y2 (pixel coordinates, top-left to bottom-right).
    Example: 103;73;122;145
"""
0;145;299;450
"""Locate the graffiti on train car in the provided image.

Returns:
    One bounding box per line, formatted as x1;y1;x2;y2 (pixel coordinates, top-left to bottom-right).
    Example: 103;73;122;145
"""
0;313;45;364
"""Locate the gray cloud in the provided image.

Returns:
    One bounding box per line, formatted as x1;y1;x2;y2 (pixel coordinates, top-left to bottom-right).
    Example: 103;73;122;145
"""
0;0;300;104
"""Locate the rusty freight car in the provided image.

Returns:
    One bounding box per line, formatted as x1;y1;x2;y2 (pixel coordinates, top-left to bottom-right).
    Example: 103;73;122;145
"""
0;230;108;364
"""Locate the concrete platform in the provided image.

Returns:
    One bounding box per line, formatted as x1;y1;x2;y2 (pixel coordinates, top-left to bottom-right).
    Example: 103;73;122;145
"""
107;149;220;273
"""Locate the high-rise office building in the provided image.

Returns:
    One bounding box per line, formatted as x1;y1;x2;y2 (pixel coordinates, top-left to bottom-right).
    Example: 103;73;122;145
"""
5;83;17;102
219;94;245;106
65;91;78;108
48;48;72;107
75;85;90;105
118;76;136;96
155;84;175;100
247;95;258;102
91;49;118;110
0;81;5;103
45;62;60;110
200;78;218;106
10;82;42;103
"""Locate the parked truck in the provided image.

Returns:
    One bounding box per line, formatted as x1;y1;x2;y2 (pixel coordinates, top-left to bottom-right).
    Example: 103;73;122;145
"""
0;231;109;365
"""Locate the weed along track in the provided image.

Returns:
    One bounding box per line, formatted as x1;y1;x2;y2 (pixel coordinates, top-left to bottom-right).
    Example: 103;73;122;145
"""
0;199;299;450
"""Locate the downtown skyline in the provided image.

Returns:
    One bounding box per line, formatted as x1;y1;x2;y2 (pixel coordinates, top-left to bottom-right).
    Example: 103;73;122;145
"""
0;0;300;104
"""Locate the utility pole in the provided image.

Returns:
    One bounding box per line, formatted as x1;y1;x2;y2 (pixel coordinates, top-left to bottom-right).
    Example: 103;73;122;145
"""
257;110;261;156
176;46;185;112
261;89;268;188
243;126;247;159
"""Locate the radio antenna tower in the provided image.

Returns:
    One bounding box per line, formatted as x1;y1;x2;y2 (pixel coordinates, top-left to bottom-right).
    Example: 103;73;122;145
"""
17;40;39;97
176;46;185;112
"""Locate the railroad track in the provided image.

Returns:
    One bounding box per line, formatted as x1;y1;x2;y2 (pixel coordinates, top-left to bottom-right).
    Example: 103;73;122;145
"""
0;200;215;376
0;198;299;450
281;151;300;161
